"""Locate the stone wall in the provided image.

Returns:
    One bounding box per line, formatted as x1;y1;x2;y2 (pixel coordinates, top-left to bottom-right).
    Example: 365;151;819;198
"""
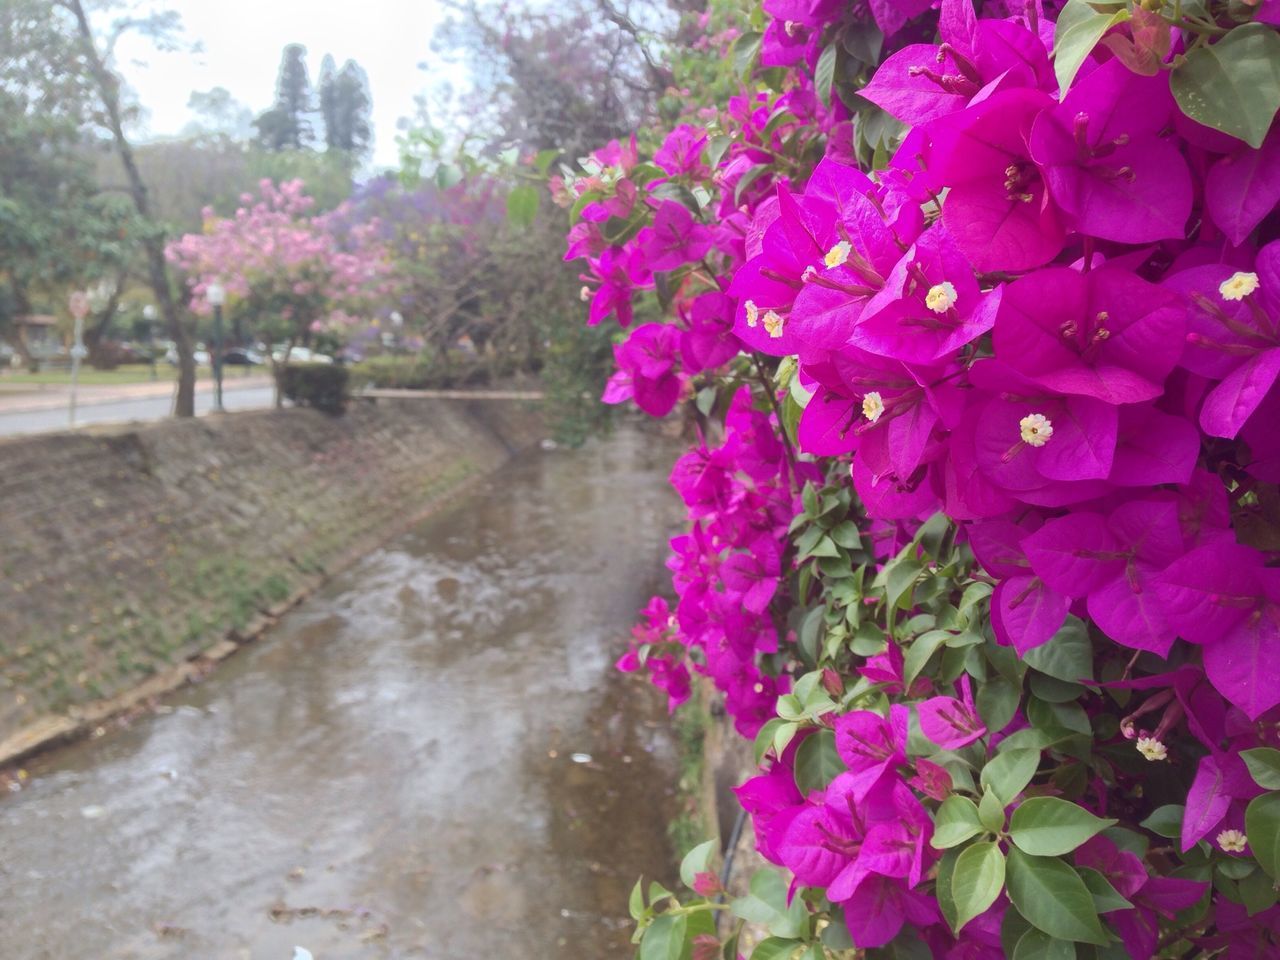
0;398;543;753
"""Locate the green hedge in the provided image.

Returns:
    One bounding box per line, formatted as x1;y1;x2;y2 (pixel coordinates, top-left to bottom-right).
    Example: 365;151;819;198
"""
276;363;350;415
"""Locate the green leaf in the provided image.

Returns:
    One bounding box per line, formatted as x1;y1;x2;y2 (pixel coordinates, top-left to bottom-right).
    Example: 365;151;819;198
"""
734;32;763;79
1240;866;1279;916
795;729;846;795
976;676;1021;735
979;788;1006;834
904;630;948;688
829;520;861;549
1022;618;1093;683
706;135;733;169
1005;848;1108;944
1243;748;1280;790
755;718;786;764
1171;24;1280;149
933;796;986;850
981;748;1041;805
1246;791;1280;879
886;559;924;611
1053;0;1130;94
534;148;560;174
1014;929;1076;960
506;184;540;229
1140;804;1184;839
629;877;645;920
734;163;772;205
640;912;687;960
750;938;801;960
959;581;993;613
1079;867;1133;913
815;42;838;109
935;847;961;932
1029;672;1088;704
1010;797;1116;857
951;841;1006;934
680;839;717;889
731;868;809;939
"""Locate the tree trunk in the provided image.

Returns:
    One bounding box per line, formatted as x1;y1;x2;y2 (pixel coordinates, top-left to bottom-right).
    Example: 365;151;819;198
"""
64;0;196;416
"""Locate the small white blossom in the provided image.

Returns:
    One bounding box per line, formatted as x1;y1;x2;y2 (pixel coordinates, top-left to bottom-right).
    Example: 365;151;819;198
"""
1217;829;1248;854
1136;736;1168;762
1019;413;1054;447
1220;271;1260;302
824;240;851;269
745;300;759;328
925;281;959;314
862;391;885;423
763;310;785;339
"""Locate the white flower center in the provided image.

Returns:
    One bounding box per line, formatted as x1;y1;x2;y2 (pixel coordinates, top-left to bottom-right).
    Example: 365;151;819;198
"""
925;281;958;314
579;285;592;302
1220;271;1260;302
763;310;785;339
745;300;759;328
824;240;851;269
1136;736;1167;762
862;391;885;423
1217;829;1248;853
1019;413;1053;447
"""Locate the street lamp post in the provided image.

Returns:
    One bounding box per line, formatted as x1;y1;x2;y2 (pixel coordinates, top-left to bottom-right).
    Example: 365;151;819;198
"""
142;304;158;381
207;282;226;413
68;291;90;428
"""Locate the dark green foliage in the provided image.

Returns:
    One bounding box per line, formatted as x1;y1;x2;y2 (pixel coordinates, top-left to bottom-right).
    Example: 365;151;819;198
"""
255;44;314;151
277;362;350;415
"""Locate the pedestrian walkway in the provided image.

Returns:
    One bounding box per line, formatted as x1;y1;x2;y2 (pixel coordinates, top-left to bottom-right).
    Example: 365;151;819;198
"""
0;375;272;416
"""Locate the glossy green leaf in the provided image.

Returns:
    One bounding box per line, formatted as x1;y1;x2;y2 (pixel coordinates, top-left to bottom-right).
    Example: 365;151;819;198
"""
981;748;1040;805
1053;0;1130;94
886;559;923;611
629;877;645;920
1171;24;1280;149
979;788;1006;834
933;795;986;850
1010;797;1117;857
1078;867;1133;913
794;729;846;795
1014;928;1076;960
976;676;1021;735
734;32;762;79
1140;804;1184;839
680;839;717;889
951;841;1005;934
1022;618;1093;683
1243;748;1280;791
640;912;687;960
904;630;948;688
815;42;837;109
935;847;961;932
750;938;802;960
1246;791;1280;879
731;868;809;939
1005;848;1108;944
1240;866;1279;916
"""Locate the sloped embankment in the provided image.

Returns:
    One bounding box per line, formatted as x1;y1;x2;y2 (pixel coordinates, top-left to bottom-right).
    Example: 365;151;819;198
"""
0;398;543;758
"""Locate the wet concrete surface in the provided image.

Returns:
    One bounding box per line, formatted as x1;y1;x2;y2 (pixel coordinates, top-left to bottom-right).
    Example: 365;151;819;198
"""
0;425;684;958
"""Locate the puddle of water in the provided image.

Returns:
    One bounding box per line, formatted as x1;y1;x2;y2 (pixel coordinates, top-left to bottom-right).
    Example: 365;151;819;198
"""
0;424;685;959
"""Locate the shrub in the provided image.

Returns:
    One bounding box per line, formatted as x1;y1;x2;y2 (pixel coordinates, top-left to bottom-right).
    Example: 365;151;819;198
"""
276;363;349;415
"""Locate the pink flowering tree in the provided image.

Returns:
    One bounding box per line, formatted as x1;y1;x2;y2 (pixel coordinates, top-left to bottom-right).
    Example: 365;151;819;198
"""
561;0;1280;955
166;178;396;397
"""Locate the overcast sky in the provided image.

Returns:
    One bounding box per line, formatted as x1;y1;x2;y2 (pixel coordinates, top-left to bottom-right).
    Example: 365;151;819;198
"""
111;0;462;170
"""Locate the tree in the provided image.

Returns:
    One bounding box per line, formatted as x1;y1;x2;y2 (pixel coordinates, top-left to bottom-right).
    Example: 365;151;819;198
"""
320;55;372;159
255;44;314;151
59;0;198;415
432;0;679;159
0;0;138;358
183;86;254;141
167;179;395;404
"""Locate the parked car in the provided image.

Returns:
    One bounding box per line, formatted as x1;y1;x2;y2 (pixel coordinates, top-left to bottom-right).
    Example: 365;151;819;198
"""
222;347;265;366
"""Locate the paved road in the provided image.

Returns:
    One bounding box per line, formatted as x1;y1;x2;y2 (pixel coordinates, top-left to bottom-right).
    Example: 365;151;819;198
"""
0;384;277;437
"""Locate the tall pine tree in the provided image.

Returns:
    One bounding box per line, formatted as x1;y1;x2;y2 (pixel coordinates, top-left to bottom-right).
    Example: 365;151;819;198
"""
319;57;371;159
254;44;314;151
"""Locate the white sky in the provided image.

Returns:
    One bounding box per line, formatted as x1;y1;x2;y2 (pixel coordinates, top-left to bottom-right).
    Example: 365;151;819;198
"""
111;0;463;170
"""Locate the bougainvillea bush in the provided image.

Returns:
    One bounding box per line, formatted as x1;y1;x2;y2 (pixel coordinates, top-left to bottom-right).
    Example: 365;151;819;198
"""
563;0;1280;956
